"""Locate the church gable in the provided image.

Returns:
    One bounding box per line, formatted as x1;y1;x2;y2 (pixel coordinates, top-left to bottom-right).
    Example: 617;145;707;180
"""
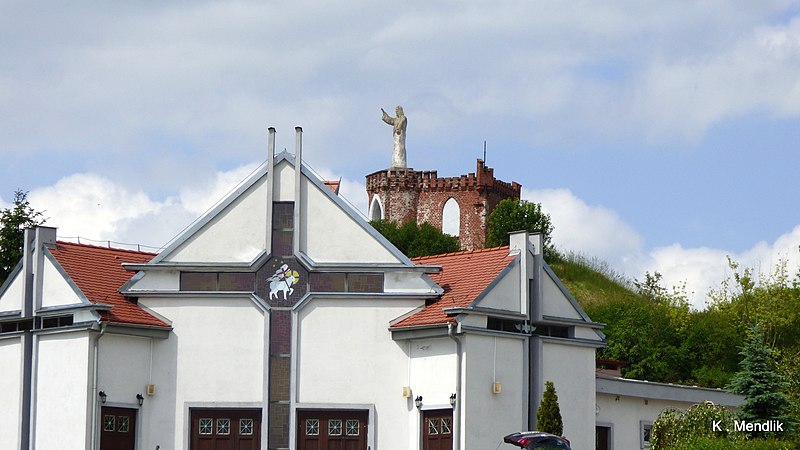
155;149;410;267
470;257;521;313
158;165;269;264
40;252;88;309
0;264;24;313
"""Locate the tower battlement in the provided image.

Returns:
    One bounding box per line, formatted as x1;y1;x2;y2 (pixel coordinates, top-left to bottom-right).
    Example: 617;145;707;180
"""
366;159;521;250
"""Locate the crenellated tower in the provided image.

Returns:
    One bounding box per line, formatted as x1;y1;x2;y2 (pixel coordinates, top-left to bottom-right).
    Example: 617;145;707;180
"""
366;158;521;250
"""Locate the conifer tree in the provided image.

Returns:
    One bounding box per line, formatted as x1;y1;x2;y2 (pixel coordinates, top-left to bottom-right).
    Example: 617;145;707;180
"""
727;325;792;437
537;380;563;435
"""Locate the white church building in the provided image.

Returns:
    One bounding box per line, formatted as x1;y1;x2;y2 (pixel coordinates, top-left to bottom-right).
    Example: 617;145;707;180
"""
0;128;739;450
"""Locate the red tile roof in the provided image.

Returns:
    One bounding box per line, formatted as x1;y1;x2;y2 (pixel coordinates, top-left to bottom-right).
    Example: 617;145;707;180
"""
49;242;169;327
323;179;341;194
391;246;516;328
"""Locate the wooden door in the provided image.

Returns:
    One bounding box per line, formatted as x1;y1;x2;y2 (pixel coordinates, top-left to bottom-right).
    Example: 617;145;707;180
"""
190;409;261;450
297;409;368;450
422;409;453;450
100;406;137;450
596;426;610;450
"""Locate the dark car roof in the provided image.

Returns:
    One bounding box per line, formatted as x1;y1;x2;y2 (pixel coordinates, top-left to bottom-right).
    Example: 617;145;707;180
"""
503;431;571;449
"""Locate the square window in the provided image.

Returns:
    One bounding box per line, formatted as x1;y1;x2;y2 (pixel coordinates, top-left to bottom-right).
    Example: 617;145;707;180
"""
217;418;231;435
441;417;451;434
346;419;360;436
328;419;342;436
427;418;439;435
199;418;213;435
640;421;653;448
118;416;129;433
240;418;254;436
103;415;115;432
306;419;319;436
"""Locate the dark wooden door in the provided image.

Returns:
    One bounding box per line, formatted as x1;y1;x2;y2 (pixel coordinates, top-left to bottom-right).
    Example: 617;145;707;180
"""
595;426;610;450
422;409;453;450
190;409;261;450
297;409;368;450
100;406;137;450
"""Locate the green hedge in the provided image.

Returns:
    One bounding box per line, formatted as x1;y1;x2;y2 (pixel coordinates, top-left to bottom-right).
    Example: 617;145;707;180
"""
669;436;794;450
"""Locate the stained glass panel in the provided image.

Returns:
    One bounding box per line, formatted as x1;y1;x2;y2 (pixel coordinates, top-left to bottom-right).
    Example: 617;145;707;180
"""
441;417;451;434
427;418;439;435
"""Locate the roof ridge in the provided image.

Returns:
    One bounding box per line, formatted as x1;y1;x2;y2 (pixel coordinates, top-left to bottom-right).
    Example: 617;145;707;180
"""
412;245;510;262
56;240;158;257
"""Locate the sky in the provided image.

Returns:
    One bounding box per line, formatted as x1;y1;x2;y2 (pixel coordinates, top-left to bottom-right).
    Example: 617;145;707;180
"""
2;0;799;308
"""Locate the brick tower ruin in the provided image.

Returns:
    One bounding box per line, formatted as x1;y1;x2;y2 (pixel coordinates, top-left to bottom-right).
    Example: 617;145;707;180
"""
365;159;521;250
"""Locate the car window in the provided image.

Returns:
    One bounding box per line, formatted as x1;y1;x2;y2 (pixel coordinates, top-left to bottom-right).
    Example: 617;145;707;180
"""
529;438;570;449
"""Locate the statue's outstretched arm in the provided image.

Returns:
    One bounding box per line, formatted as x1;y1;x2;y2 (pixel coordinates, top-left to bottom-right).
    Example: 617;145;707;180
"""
381;108;395;125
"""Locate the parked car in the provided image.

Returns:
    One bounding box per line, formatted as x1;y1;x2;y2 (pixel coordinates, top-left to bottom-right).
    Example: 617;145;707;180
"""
503;431;572;449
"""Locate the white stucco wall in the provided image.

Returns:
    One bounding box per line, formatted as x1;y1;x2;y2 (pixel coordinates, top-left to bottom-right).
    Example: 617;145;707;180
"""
273;161;296;202
464;333;527;450
0;271;23;312
300;175;403;264
99;334;152;404
541;275;582;320
164;178;267;263
131;270;179;291
540;340;596;450
596;393;696;450
0;337;22;449
41;256;84;308
138;296;266;450
33;331;92;450
475;262;521;313
296;297;422;449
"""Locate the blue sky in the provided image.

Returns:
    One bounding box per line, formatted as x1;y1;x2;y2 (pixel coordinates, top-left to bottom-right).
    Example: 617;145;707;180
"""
2;0;799;308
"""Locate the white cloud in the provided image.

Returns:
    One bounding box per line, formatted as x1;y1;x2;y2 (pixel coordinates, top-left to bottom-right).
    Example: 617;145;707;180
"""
526;188;800;309
526;188;645;271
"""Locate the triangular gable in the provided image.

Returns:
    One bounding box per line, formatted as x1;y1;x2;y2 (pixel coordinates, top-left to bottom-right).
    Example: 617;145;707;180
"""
0;262;24;313
469;257;521;312
41;251;91;309
154;152;412;266
541;262;606;339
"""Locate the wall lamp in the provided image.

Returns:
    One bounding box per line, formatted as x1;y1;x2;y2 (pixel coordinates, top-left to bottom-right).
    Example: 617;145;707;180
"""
450;393;457;407
98;391;107;404
136;394;144;406
414;395;423;409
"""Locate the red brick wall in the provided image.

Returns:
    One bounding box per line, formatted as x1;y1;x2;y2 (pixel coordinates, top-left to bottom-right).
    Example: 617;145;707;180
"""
366;159;520;250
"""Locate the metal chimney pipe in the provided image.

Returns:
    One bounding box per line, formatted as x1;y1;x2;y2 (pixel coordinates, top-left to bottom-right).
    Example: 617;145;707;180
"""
293;127;302;254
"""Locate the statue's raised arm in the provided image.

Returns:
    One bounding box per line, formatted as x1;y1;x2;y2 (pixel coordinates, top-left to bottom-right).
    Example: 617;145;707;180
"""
381;105;407;168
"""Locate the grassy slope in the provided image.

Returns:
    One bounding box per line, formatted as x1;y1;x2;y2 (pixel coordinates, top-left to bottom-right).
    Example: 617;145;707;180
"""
547;253;641;311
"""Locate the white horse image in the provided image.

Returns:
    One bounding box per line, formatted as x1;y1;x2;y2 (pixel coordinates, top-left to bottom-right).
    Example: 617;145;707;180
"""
268;264;299;300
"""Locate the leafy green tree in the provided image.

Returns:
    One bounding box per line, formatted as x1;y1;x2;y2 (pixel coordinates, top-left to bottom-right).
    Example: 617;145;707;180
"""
728;325;792;438
651;402;737;450
485;199;556;259
536;380;563;435
370;220;461;258
1;190;45;284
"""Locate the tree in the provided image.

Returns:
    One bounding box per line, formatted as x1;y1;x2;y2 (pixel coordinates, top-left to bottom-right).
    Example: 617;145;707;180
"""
485;199;556;259
0;190;46;284
536;380;563;435
370;220;461;258
728;325;792;438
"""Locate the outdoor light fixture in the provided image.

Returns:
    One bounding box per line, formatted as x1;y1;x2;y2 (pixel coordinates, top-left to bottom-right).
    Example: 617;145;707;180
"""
449;393;457;407
414;395;423;409
136;393;144;406
98;391;107;404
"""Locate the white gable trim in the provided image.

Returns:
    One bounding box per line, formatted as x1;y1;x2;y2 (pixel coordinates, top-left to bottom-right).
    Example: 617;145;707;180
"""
42;251;93;307
541;262;606;340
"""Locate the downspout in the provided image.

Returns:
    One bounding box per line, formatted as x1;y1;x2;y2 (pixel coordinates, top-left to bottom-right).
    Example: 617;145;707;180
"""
447;322;463;450
90;322;107;450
